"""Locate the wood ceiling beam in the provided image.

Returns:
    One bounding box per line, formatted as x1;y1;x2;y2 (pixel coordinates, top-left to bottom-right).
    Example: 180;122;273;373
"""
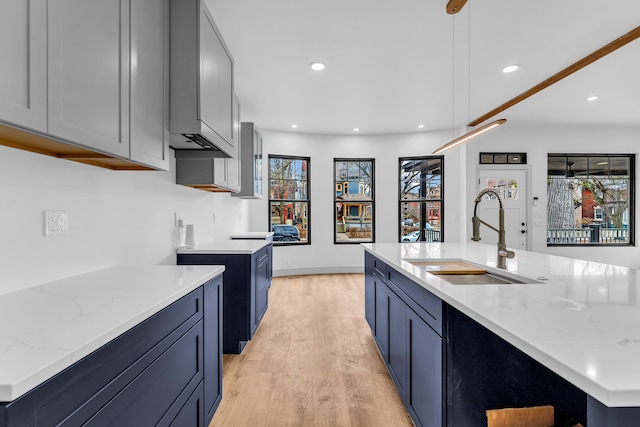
468;25;640;127
446;0;467;14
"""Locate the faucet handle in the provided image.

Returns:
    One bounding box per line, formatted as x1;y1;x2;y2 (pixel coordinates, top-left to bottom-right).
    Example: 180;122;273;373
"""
498;249;516;259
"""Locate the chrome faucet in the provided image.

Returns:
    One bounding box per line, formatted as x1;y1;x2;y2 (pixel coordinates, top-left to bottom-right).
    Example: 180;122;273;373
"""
471;188;515;269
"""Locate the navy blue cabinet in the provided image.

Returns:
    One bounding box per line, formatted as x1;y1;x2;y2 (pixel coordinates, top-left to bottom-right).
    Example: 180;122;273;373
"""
364;252;445;427
0;275;223;427
204;275;223;424
388;285;408;402
407;306;444;427
178;243;272;353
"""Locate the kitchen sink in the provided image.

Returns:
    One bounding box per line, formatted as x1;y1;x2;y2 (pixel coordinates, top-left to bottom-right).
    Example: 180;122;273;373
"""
403;259;540;285
431;272;524;285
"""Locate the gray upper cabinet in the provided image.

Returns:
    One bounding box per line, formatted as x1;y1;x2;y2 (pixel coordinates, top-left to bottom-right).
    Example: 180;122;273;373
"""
0;0;47;133
169;0;237;158
129;0;170;170
47;0;130;159
175;96;241;193
232;122;263;199
0;0;169;171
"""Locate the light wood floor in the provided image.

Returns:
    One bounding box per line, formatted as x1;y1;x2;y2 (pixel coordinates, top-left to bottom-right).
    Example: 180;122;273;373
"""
210;274;414;427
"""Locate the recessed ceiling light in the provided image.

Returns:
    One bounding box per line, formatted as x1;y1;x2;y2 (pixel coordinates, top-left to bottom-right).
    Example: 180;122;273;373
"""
353;128;360;132
291;124;298;129
418;125;425;129
587;95;599;101
502;64;519;73
310;62;325;71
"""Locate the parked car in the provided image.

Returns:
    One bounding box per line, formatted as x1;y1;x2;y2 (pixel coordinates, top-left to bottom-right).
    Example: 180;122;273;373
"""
272;225;301;241
424;222;435;230
401;230;421;242
401;219;414;226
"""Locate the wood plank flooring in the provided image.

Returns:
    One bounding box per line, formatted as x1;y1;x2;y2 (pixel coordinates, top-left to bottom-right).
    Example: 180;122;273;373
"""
210;274;414;427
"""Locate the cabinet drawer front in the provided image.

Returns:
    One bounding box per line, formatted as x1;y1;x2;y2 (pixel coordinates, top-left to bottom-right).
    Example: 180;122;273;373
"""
169;382;205;427
84;321;204;426
365;252;387;282
388;268;443;335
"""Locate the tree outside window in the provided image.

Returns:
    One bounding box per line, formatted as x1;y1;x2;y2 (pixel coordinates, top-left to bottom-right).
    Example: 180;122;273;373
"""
334;159;374;244
269;155;310;245
399;157;443;242
547;154;634;245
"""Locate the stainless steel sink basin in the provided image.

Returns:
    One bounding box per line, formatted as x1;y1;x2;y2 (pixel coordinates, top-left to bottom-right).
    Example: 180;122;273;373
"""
403;258;539;285
433;272;525;285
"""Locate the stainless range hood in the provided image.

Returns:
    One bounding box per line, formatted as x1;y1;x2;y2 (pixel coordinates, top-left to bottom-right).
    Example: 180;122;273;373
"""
169;0;237;157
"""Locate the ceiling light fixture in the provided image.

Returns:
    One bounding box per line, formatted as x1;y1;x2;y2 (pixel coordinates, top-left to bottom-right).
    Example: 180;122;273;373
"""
310;62;325;71
432;119;507;154
587;95;599;101
502;64;519;73
291;124;298;128
418;125;425;129
353;128;360;132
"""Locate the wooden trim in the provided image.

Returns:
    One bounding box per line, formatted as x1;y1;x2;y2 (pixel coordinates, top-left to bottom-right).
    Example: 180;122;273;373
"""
468;25;640;127
0;122;154;170
446;0;468;14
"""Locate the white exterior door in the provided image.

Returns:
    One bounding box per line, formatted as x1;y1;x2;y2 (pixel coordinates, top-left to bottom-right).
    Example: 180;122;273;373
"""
476;167;528;251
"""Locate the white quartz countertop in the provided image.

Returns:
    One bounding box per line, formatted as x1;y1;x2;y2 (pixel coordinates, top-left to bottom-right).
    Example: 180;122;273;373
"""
177;239;271;255
362;242;640;408
0;265;224;402
229;232;274;239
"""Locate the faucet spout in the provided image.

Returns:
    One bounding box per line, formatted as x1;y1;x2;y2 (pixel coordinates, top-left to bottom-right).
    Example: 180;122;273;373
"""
471;188;515;269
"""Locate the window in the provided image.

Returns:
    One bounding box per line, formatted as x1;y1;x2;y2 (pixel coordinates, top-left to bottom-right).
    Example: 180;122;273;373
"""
269;155;310;245
334;159;374;243
399;156;443;242
547;154;634;246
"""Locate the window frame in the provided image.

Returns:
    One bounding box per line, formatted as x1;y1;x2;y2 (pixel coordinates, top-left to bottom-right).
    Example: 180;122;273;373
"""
268;154;311;246
398;156;444;243
547;153;635;247
333;158;375;244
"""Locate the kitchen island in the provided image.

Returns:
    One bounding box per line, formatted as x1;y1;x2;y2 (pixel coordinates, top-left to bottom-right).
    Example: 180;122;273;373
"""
363;242;640;427
0;265;224;426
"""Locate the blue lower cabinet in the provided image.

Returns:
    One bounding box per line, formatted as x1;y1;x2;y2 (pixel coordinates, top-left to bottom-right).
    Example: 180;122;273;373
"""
407;307;444;427
365;253;445;427
178;244;272;354
204;275;223;424
388;287;408;402
374;279;390;361
0;276;223;427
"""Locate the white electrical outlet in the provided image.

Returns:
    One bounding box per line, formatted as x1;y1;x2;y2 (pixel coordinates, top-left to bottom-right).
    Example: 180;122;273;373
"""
44;210;69;236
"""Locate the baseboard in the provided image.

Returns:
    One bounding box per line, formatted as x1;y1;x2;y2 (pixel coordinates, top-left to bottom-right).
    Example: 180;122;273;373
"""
273;266;364;277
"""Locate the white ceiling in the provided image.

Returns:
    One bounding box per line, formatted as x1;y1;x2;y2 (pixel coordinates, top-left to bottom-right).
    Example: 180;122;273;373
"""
205;0;640;135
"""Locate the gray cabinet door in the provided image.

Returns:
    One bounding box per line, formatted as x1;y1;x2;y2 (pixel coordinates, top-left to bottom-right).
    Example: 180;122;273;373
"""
199;4;235;156
226;96;242;192
0;0;47;132
47;0;130;158
129;0;170;171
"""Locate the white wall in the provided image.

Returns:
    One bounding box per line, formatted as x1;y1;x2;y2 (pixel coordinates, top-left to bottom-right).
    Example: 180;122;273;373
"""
465;124;640;268
247;129;465;276
0;145;250;294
